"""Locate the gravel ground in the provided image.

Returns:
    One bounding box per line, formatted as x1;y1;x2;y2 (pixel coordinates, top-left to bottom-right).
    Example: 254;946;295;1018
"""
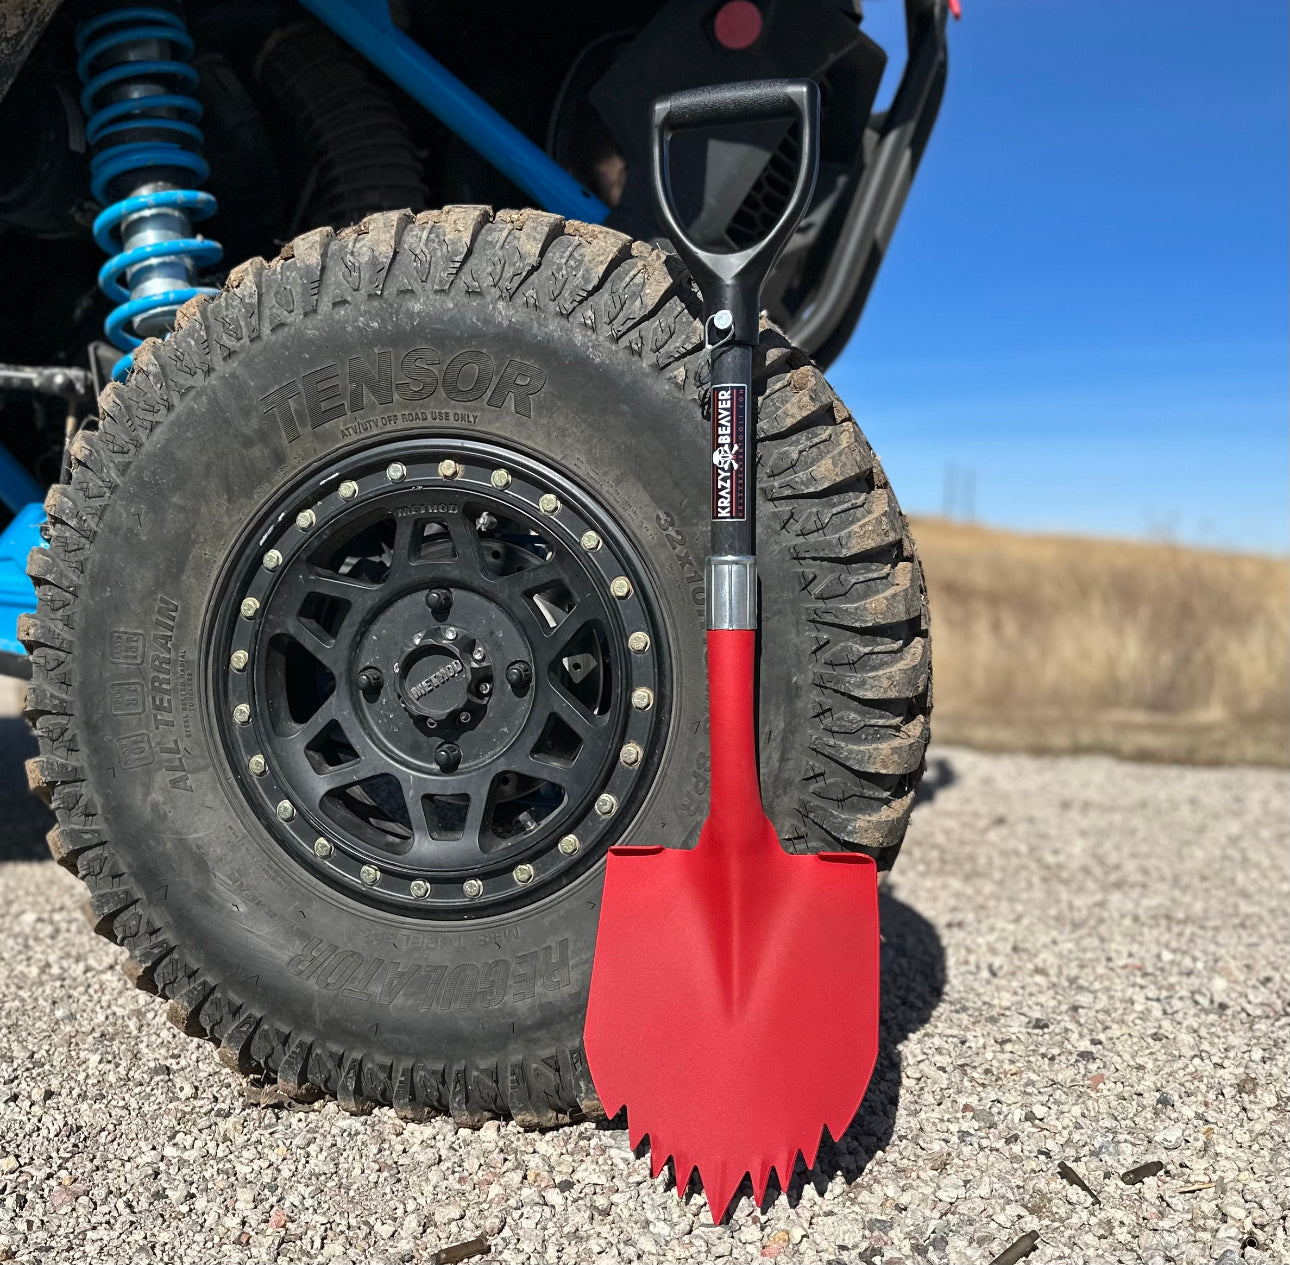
0;706;1285;1265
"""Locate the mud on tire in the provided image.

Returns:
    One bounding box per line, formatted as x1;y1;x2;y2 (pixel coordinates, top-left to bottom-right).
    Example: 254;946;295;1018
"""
22;207;930;1123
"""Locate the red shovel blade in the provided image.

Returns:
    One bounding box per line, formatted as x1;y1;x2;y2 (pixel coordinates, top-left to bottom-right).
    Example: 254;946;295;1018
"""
584;630;881;1221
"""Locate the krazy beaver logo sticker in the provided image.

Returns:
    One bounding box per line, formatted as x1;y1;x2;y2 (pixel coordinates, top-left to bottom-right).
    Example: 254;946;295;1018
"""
711;384;747;521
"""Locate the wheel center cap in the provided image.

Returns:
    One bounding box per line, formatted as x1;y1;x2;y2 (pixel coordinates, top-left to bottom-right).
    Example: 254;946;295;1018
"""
396;626;491;724
401;645;469;719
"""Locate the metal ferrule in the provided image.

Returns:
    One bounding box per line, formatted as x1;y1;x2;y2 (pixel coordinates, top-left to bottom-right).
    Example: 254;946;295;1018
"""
706;556;757;630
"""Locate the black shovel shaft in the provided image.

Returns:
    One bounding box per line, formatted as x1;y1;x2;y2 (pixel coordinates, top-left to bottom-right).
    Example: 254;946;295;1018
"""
708;343;754;559
648;80;820;625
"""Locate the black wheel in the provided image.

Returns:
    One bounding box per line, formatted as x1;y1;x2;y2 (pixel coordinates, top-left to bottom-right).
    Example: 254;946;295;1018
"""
23;208;930;1123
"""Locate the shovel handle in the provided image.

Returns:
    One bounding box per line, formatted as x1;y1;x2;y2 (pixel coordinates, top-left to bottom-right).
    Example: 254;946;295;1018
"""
649;79;820;622
649;80;820;348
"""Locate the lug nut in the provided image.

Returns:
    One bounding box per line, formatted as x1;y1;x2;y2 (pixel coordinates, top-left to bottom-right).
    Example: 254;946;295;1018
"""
434;743;461;773
357;666;383;694
248;753;267;776
360;864;380;885
505;661;532;690
558;834;580;856
438;458;461;479
631;686;654;711
628;631;651;653
239;597;259;619
610;576;633;599
619;742;643;768
410;879;430;898
463;878;484;899
295;508;316;530
490;468;511;489
230;650;249;671
338;479;359;499
595;793;618;817
232;704;251;725
580;530;602;551
386;462;406;482
262;549;283;571
275;800;295;821
313;837;333;858
513;863;535;885
538;493;561;515
426;588;453;615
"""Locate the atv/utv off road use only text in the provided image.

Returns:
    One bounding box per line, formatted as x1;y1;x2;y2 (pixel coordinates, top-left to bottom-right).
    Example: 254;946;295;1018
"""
0;0;946;1121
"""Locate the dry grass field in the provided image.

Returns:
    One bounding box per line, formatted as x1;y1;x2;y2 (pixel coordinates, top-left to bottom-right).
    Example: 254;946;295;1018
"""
912;517;1290;766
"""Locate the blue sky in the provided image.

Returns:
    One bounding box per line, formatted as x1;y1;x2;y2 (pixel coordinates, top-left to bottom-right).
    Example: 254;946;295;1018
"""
830;0;1288;553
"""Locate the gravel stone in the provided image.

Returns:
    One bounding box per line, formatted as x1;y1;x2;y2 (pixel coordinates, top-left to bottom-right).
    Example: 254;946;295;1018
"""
0;726;1285;1264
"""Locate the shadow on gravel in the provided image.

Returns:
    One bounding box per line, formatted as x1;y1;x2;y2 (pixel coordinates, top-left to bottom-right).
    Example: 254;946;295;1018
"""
0;716;53;862
755;888;946;1212
913;754;957;807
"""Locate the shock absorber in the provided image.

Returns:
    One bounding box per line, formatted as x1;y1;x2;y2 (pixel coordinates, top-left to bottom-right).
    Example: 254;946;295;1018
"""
75;4;222;380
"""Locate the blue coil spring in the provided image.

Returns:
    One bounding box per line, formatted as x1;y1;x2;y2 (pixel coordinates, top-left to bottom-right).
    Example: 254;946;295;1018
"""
75;6;222;380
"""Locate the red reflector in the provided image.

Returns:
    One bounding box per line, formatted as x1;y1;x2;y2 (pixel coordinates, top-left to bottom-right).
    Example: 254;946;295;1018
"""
714;1;763;51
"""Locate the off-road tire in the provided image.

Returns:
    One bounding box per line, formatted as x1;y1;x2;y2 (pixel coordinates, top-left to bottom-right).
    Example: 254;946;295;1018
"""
22;207;930;1123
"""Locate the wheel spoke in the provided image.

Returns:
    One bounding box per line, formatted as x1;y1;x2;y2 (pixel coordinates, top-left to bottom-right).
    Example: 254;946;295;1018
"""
444;513;489;578
262;610;338;668
497;558;560;598
385;512;423;584
401;769;494;871
528;611;594;671
545;679;605;737
514;752;574;790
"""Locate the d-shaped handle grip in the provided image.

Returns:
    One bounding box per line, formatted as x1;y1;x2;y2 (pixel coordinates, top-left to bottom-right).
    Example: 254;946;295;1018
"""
650;79;820;347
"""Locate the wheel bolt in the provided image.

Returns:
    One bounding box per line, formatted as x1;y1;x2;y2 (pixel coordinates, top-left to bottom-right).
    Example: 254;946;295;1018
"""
471;646;486;662
338;479;359;499
357;666;383;694
479;682;491;696
628;631;650;653
513;863;535;885
295;508;316;530
313;837;333;858
631;686;654;711
595;793;618;817
230;650;249;671
490;468;511;488
458;710;472;725
438;458;461;479
580;530;602;551
262;549;283;571
426;588;452;615
434;743;461;773
558;834;580;856
410;879;430;899
610;576;633;599
233;704;251;725
360;864;380;886
443;626;458;642
619;742;643;768
248;753;267;776
239;597;259;619
385;462;406;482
275;800;295;821
538;493;561;515
463;878;484;899
505;661;532;690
